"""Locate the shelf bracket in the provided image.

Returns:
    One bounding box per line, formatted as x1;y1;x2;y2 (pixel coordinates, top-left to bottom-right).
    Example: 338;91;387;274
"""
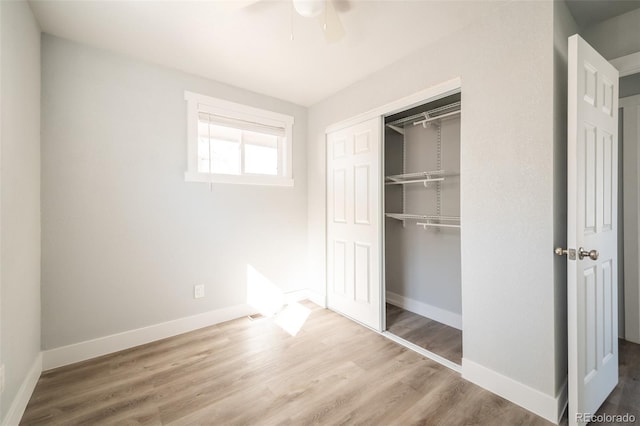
421;112;432;128
387;124;405;135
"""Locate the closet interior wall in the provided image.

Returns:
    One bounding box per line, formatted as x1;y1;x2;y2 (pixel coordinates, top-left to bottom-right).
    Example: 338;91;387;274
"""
384;94;462;328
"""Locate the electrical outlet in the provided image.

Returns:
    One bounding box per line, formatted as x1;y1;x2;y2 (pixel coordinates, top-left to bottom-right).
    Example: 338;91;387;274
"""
194;284;205;299
0;364;5;394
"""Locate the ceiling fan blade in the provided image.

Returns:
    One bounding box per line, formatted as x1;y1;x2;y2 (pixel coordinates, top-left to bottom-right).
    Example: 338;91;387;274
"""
317;0;345;43
221;0;263;12
332;0;351;13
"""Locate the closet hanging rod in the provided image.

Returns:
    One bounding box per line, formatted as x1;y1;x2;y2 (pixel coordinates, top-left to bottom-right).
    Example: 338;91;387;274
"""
385;213;460;222
385;177;444;185
386;170;447;180
416;222;461;229
386;101;461;128
413;110;460;127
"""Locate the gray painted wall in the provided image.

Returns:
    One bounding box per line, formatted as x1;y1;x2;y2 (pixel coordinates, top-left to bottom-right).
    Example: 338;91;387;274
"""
621;73;640;98
620;94;640;343
0;0;41;419
41;35;308;349
580;7;640;60
307;1;563;397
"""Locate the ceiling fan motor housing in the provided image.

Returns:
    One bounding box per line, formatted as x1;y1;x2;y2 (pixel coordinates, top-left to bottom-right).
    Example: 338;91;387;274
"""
293;0;325;18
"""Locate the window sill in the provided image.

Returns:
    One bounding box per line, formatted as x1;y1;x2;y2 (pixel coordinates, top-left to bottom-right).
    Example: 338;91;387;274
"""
184;171;294;187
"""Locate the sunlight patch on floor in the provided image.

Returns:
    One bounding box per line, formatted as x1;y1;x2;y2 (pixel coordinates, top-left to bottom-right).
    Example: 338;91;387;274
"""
246;264;310;336
275;302;310;336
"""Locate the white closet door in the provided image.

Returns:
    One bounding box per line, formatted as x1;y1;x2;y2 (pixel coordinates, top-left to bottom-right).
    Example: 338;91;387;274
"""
567;34;619;426
326;117;382;331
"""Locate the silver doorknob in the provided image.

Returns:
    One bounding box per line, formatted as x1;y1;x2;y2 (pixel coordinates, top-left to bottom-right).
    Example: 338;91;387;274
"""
578;247;599;260
554;247;568;256
555;247;576;260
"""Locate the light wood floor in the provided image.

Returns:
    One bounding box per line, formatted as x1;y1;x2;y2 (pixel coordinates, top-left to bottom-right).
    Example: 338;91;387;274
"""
21;301;638;425
594;339;640;421
385;303;463;365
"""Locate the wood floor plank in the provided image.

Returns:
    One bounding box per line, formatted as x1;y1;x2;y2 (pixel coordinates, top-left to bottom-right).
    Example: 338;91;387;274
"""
592;339;640;423
386;303;463;365
21;301;639;426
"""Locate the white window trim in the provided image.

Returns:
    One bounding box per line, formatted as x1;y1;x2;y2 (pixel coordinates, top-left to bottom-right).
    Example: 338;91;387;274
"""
184;91;294;187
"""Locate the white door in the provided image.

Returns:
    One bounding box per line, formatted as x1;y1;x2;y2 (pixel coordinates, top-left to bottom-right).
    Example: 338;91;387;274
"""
326;117;382;331
567;34;619;425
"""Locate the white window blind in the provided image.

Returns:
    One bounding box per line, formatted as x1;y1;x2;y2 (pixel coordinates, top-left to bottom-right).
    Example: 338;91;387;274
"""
198;112;286;137
185;91;294;186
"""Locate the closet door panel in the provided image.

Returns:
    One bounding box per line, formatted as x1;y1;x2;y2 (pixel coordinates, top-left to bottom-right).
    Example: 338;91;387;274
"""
327;117;381;331
333;136;347;159
354;130;371;154
354;164;370;224
332;240;347;296
333;168;347;223
354;242;371;303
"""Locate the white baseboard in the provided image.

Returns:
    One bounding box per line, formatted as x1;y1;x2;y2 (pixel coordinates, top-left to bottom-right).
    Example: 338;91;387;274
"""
283;289;311;304
462;358;567;424
42;303;256;371
385;291;462;330
306;289;326;308
42;289;321;371
556;379;568;423
2;353;42;426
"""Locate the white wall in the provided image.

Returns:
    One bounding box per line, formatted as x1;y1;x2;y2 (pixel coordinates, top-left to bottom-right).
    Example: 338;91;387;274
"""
0;0;41;421
41;35;308;350
552;0;578;397
307;0;565;411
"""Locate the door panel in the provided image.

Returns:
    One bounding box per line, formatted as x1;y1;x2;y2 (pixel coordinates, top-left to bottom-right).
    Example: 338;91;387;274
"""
327;117;381;331
354;165;371;224
333;240;346;295
567;34;619;425
333;169;347;223
354;242;371;303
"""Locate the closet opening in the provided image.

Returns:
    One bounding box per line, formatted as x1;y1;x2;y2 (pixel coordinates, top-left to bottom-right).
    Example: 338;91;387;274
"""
382;92;463;367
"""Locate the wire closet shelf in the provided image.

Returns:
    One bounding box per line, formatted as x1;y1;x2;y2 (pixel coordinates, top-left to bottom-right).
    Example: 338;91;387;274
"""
384;99;461;230
385;170;460;186
386;101;461;134
385;213;461;229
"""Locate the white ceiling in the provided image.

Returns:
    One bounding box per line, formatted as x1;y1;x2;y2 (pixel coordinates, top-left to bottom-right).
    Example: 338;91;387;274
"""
29;0;508;106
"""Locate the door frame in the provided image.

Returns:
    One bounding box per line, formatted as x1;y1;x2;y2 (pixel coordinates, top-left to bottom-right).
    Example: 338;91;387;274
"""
325;78;462;135
620;93;640;343
324;77;463;371
611;51;640;343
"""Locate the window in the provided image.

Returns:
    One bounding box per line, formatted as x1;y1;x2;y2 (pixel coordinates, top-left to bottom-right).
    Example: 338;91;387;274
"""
184;91;294;186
